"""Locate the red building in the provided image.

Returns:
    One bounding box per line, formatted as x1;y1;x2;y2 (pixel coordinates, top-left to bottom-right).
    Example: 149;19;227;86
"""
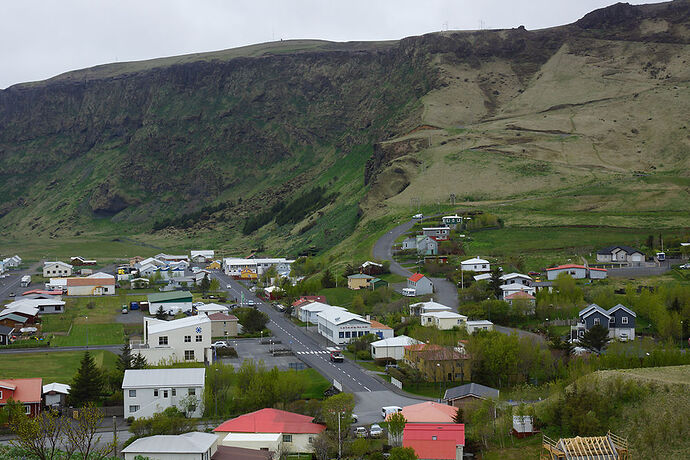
0;378;43;417
403;423;465;460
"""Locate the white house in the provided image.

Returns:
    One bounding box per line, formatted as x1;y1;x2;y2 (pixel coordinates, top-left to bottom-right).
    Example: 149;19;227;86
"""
415;235;439;256
45;278;68;291
370;335;422;361
147;291;194;315
2;255;21;269
43;261;73;278
196;303;229;316
122;432;217;460
420;311;467;330
66;272;116;296
139;264;158;277
133;315;212;365
316;309;371;345
43;382;70;407
461;257;490;273
546;264;608;281
402;237;417;251
369;319;394;340
122;368;206;419
407;273;433;296
190;250;215;264
409;301;452;316
499;283;536;299
465;320;494;334
155;253;190;263
442;215;464;229
596;246;645;265
422;227;450;240
298;302;346;325
223;258;294;277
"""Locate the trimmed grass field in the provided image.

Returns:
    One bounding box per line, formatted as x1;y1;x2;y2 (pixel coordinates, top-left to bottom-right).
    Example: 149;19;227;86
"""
50;323;125;347
300;368;332;399
1;350;119;383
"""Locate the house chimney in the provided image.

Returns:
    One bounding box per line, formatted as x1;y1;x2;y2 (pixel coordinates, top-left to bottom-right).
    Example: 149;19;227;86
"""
365;314;371;321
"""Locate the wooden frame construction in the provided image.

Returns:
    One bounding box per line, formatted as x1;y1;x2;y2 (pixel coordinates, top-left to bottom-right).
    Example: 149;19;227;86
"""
541;431;629;460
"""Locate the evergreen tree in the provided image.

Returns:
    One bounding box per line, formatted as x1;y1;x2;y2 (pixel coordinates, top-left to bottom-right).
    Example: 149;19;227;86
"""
132;353;148;369
70;352;104;407
580;324;611;354
155;306;167;320
200;274;211;293
117;341;132;373
321;269;335;289
453;407;464;424
488;266;502;299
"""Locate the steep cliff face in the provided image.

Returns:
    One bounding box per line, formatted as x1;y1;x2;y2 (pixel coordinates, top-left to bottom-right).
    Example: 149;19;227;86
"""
1;0;689;252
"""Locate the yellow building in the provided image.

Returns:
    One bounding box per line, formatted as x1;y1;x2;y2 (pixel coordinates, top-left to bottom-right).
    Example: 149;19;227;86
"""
347;274;374;290
404;343;470;383
240;268;258;280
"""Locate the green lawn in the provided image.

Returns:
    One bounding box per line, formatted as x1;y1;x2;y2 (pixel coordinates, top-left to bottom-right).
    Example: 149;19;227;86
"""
1;350;119;383
42;292;149;333
299;368;331;399
480;435;542;459
318;287;358;307
50;323;125;347
377;273;407;283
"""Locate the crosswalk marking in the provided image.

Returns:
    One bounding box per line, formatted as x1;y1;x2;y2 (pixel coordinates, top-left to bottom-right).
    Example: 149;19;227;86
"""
295;350;329;355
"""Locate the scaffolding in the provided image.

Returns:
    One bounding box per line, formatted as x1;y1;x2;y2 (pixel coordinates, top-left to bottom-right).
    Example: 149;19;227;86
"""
541;431;630;460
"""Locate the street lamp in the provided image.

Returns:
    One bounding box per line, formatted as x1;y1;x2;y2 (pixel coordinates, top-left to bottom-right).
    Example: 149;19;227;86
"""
437;363;442;402
85;316;89;349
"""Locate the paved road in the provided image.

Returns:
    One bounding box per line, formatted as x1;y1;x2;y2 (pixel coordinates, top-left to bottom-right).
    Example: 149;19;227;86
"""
372;218;458;308
0;263;41;301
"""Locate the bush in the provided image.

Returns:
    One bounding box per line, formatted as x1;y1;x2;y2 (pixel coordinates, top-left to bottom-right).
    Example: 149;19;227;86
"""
216;347;238;358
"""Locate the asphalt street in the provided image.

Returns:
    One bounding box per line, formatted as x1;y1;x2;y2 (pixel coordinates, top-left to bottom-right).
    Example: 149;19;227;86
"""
372;217;459;308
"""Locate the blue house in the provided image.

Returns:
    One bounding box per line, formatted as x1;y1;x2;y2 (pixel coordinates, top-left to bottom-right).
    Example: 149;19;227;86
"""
571;303;636;343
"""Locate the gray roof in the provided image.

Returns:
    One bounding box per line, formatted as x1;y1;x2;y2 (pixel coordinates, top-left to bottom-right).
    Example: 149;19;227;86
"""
122;368;205;389
122;432;216;454
597;245;643;255
0;325;14;335
607;304;636;317
579;304;610;319
444;382;499;401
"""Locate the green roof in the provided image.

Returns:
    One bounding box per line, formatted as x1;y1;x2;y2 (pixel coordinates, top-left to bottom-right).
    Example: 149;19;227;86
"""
147;290;193;303
0;313;28;323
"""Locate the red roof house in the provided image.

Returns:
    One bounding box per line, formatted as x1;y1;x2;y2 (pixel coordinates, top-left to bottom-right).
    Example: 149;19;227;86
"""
214;408;326;435
407;273;433;295
403;423;465;460
0;378;43;417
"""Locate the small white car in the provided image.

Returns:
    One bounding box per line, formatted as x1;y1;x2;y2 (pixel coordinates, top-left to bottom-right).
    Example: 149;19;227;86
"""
355;427;368;438
246;300;255;306
413;213;423;219
212;341;229;349
351;414;358;423
226;284;232;289
680;263;690;269
369;424;383;438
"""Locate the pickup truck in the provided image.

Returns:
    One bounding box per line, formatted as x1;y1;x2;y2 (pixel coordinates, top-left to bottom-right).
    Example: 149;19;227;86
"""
327;347;344;363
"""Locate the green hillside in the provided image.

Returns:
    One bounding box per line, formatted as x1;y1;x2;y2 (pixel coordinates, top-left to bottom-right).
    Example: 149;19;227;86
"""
1;1;689;258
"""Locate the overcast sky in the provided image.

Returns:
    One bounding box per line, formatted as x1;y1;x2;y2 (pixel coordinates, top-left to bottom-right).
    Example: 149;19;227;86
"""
1;0;657;89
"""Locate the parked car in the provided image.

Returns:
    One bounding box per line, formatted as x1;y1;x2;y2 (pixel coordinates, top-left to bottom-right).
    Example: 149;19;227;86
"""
212;341;229;349
226;284;232;289
121;307;128;314
381;406;403;419
8;292;15;297
679;263;690;269
129;301;139;310
413;213;423;219
351;414;358;423
369;424;383;438
355;427;368;438
246;300;255;306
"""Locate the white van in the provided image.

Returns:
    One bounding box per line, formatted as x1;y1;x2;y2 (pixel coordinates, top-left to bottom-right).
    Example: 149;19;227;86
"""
401;288;416;297
381;406;403;419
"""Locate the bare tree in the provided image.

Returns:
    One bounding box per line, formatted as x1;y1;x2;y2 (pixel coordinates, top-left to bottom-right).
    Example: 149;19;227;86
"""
64;404;115;460
311;431;333;460
9;409;66;460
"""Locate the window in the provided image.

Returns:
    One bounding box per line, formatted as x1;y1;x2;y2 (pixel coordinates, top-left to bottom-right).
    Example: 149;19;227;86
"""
129;405;139;413
55;306;61;311
339;332;344;338
158;336;168;345
128;390;136;397
432;436;437;440
578;330;585;338
0;391;2;399
184;335;191;343
593;318;600;326
24;405;31;415
172;388;176;396
163;390;168;398
622;316;629;325
309;436;314;444
345;331;351;338
185;350;195;360
196;335;202;342
154;389;159;397
188;388;196;396
609;317;615;324
283;435;293;443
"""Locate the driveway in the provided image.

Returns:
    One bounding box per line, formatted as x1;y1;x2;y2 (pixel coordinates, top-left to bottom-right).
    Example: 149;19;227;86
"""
372;219;458;308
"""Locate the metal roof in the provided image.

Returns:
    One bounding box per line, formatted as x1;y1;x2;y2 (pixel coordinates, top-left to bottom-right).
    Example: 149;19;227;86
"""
122;432;216;454
147;290;193;303
147;315;211;335
444;382;499;401
122;368;205;389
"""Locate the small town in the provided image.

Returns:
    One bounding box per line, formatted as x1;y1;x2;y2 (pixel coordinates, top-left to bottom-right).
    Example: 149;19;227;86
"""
2;1;690;459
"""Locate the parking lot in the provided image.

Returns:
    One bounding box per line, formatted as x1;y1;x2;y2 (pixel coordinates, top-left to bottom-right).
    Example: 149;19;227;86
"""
217;337;307;371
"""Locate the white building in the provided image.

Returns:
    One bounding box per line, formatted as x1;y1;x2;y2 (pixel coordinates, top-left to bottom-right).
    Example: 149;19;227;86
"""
196;303;229;316
465;320;494;334
499;283;536;299
298;302;346;325
370;335;422;361
133;315;212;365
420;311;467;330
460;257;490;273
370;319;394;340
190;250;215;264
546;264;607;281
6;298;65;315
122;368;206;419
441;215;464;229
316;309;371;345
409;301;452;316
223;258;294;277
45;278;68;291
155;253;190;262
122;432;217;460
2;255;21;268
43;382;70;407
66;272;116;296
43;261;73;278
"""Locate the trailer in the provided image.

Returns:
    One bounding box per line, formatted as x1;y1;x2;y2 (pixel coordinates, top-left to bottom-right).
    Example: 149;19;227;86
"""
20;275;31;287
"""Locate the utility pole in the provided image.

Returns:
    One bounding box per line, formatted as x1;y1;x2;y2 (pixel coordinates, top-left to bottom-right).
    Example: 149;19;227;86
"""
338;412;342;459
112;416;118;458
